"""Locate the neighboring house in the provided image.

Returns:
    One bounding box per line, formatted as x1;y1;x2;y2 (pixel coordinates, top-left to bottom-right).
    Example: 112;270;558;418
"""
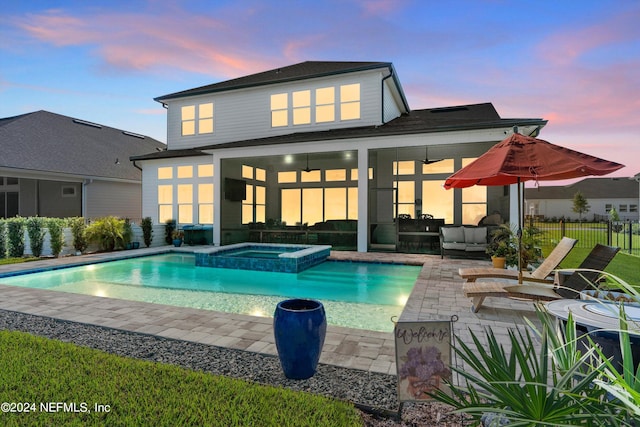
0;110;165;221
131;61;547;251
525;177;640;221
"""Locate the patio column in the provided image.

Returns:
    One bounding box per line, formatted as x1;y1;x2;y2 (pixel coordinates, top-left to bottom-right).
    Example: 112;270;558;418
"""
213;154;221;246
357;148;368;252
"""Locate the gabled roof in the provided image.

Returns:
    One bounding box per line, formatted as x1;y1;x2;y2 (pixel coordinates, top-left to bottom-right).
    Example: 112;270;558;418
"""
526;177;638;200
0;111;166;181
131;102;546;161
155;61;408;109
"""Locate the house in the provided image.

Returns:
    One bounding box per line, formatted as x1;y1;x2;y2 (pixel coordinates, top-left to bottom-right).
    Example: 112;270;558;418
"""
131;61;547;252
0;110;165;221
525;177;640;221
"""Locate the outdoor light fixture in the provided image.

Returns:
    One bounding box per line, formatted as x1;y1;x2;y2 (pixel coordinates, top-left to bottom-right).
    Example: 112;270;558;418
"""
421;146;443;165
115;158;120;165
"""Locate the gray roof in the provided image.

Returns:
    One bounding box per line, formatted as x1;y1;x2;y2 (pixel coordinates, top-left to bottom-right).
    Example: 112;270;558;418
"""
155;61;408;109
131;102;546;161
0;111;166;181
526;177;638;200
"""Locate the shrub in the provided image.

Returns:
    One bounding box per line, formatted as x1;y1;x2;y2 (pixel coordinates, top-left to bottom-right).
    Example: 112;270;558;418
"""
164;219;176;245
85;216;125;251
6;217;25;258
26;216;47;257
123;218;133;247
141;217;153;247
47;218;65;257
70;217;88;253
0;219;6;259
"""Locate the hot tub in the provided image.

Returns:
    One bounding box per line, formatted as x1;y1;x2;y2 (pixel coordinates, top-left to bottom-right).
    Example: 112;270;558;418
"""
195;243;331;273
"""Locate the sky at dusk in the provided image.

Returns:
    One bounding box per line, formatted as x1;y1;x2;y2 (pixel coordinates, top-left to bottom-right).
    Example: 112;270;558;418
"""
1;0;638;184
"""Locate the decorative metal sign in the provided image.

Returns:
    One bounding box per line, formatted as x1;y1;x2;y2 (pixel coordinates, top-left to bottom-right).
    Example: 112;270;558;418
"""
394;320;453;402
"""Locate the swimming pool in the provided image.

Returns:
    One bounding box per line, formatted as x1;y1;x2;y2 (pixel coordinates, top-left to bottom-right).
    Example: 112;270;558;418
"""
0;254;420;332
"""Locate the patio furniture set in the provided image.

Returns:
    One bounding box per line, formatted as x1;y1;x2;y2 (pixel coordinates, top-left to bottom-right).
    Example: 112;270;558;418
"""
459;239;621;313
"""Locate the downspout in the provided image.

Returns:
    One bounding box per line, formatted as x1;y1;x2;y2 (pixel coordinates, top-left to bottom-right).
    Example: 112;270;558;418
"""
82;179;93;219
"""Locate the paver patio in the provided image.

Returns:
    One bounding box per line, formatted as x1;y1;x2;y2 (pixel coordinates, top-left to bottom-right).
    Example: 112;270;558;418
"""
0;247;541;376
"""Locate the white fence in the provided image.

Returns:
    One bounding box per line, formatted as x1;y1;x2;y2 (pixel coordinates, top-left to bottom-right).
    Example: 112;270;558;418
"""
22;224;168;257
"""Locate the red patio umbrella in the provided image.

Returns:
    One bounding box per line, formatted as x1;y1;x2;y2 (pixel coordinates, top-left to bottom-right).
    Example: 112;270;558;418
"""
444;130;624;281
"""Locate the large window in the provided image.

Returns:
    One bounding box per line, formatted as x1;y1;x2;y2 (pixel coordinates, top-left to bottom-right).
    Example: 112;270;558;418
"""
394;181;415;218
461;158;486;224
242;165;266;224
156;164;214;224
422;180;453;223
181;103;214;136
281;187;357;225
271;83;360;128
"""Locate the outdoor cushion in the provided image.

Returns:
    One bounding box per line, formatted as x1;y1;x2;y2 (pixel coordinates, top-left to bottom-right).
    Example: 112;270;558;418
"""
442;226;465;243
464;227;487;244
465;244;487;252
442;242;468;251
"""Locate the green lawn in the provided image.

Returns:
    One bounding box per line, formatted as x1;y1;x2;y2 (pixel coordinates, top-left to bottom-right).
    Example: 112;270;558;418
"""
554;248;640;287
0;331;362;427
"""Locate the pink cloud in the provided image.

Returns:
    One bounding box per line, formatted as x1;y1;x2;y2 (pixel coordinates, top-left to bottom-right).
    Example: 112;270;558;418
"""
536;8;639;66
12;7;274;79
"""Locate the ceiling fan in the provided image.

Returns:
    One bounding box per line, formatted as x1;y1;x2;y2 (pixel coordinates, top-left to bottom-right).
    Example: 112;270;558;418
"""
302;153;320;172
421;146;443;165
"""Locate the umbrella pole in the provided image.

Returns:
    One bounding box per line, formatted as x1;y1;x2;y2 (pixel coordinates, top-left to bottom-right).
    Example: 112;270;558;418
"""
517;178;523;283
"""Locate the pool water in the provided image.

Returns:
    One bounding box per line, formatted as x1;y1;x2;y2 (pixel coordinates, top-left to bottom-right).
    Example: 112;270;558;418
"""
0;254;420;332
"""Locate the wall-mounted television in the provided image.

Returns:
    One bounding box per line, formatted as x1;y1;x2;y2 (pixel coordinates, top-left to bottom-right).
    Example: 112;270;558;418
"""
224;177;247;202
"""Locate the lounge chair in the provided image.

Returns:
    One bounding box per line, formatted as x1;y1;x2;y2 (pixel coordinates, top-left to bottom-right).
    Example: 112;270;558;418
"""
459;237;578;284
463;243;620;313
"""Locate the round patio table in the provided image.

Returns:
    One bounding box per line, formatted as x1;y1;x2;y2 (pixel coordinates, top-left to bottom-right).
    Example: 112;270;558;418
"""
546;299;640;371
545;299;640;337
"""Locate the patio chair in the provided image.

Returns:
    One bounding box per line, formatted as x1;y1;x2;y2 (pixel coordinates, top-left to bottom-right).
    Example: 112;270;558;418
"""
463;243;620;313
459;237;578;284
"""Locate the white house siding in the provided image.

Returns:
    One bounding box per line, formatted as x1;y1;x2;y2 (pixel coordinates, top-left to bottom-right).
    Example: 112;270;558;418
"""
84;181;142;221
527;197;638;221
165;70;389;150
382;78;402;123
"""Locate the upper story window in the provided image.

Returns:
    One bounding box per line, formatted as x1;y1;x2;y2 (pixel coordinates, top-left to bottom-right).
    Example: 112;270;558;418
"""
271;93;288;127
292;90;311;125
315;87;335;123
181;103;214;136
271;83;360;128
340;84;360;121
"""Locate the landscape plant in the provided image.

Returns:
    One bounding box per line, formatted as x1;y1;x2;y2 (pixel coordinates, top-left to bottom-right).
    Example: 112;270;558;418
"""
122;218;133;248
430;309;620;425
47;218;65;257
6;216;25;258
164;219;176;245
141;216;153;247
431;270;640;425
69;217;88;253
26;216;47;257
0;219;6;258
85;216;125;251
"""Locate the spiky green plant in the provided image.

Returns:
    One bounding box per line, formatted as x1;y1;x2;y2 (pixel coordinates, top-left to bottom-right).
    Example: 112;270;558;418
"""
429;309;619;425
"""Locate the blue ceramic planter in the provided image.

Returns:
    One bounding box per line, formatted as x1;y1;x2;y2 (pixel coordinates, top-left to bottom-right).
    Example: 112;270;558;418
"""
273;299;326;380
